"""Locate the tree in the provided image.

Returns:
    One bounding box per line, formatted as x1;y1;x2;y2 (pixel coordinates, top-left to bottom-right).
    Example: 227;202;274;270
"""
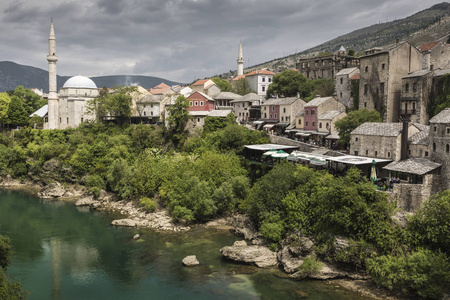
232;78;252;95
5;95;28;127
0;93;11;127
10;86;44;116
212;77;232;92
305;78;334;101
0;234;28;299
348;49;355;56
167;95;190;147
266;70;312;98
335;109;382;145
87;85;136;123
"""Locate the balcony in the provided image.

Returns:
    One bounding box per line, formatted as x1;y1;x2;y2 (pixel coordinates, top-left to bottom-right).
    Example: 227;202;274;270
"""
398;109;416;116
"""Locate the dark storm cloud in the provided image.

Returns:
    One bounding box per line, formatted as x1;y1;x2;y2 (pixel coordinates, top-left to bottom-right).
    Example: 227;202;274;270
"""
0;0;445;82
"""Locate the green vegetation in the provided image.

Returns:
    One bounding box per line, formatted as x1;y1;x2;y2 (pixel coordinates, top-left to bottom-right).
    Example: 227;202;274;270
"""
140;197;157;212
335;109;382;145
232;78;252;95
87;86;136;123
266;70;334;101
428;73;450;118
211;77;232;92
0;235;28;299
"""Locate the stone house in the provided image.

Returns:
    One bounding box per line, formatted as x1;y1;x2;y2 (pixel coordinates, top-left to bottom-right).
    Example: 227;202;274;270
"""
191;79;220;97
335;67;359;108
429;108;450;190
296;47;359;80
358;41;423;122
135;93;161;123
317;110;346;134
244;70;275;96
349;122;424;160
214;92;241;110
230;93;262;123
260;97;305;125
399;69;433;125
418;40;450;70
294;111;304;130
303;96;345;132
408;124;430;158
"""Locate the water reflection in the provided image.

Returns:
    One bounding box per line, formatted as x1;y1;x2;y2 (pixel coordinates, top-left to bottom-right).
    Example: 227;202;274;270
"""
1;189;372;300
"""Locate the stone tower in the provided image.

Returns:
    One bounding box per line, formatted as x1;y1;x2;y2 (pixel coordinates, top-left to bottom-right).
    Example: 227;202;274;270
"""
237;41;244;76
47;18;59;129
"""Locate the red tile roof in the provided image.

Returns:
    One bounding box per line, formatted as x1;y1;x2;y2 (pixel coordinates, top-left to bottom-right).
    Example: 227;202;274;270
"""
350;73;360;80
245;70;275;76
192;79;210;86
232;75;246;81
149;82;170;94
418;41;441;52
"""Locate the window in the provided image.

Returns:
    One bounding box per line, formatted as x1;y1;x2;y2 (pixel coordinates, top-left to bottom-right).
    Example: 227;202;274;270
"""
340;92;342;98
364;84;368;95
381;63;385;70
281;117;284;121
264;113;267;118
283;108;286;113
319;123;322;128
262;77;265;82
298;119;301;125
374;151;378;157
274;113;277;119
447;127;450;135
264;106;267;110
151;111;153;116
413;83;417;93
365;150;368;155
355;137;359;142
311;110;315;115
312;122;315;127
306;121;309;126
434;126;437;132
405;83;409;92
380;82;385;95
425;151;429;157
270;114;272;119
194;101;198;106
67;118;69;123
354;151;359;156
268;78;272;82
364;66;368;72
200;101;204;106
340;78;343;84
326;123;329;128
272;106;275;111
262;86;265;92
144;111;146;116
387;152;391;158
59;117;61;123
197;118;200;122
81;117;84;123
433;143;436;151
364;102;367;108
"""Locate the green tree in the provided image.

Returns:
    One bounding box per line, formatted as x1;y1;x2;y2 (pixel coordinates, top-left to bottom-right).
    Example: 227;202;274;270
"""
335;109;382;145
0;235;28;299
167;95;190;148
5;95;28;127
0;93;11;127
348;49;355;56
428;73;450;118
10;86;43;116
266;70;311;98
232;78;252;95
87;86;136;123
212;77;232;92
203;112;235;134
305;78;334;101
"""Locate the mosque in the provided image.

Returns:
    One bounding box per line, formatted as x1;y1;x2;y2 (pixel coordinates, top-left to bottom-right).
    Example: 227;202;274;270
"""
44;19;98;129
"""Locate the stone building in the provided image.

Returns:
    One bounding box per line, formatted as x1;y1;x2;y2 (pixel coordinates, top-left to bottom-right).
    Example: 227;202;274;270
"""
260;97;305;124
317;110;346;134
214;92;241;110
296;46;359;80
303;96;345;132
230;93;262;123
358;41;423;122
335;67;359;108
349;122;425;160
245;70;275;96
191;79;220;97
418;40;450;70
429;108;450;190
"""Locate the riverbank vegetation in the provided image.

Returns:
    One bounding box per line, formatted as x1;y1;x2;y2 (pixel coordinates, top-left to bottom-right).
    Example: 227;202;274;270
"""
0;235;27;299
0;120;449;299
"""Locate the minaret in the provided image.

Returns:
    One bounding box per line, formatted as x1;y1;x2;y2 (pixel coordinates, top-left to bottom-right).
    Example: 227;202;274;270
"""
237;41;244;76
47;18;59;129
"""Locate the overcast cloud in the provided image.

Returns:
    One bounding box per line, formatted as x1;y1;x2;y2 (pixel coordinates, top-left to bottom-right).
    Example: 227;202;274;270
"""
0;0;445;83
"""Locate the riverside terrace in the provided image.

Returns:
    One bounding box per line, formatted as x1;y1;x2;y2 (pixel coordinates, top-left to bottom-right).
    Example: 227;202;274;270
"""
243;144;392;178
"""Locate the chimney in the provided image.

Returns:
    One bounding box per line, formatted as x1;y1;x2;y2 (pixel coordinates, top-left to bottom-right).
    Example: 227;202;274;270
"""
396;39;400;44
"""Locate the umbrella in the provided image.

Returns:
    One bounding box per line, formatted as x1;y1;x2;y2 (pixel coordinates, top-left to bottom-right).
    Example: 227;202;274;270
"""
271;150;290;159
370;159;377;182
262;149;278;156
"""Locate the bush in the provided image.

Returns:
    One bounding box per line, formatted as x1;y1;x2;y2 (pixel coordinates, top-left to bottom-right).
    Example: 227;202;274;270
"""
297;256;323;276
140;197;157;212
366;249;450;299
85;174;106;198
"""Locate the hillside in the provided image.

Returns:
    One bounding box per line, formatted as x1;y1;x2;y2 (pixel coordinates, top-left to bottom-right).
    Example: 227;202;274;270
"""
0;61;182;93
240;2;450;74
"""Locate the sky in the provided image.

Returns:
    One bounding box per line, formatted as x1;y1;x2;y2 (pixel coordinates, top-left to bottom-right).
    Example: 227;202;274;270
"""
0;0;446;84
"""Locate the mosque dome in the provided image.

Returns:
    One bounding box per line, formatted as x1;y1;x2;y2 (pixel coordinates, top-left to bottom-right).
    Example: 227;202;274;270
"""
63;75;97;89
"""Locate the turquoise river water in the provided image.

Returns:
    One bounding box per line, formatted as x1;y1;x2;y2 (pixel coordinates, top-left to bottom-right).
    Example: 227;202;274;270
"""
0;189;373;300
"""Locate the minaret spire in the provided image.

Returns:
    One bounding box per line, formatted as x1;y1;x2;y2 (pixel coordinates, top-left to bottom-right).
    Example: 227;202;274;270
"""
237;41;244;76
47;18;59;129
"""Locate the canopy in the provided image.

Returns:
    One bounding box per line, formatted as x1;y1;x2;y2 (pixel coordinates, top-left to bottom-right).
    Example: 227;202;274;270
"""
262;149;278;156
272;150;290;158
263;124;275;130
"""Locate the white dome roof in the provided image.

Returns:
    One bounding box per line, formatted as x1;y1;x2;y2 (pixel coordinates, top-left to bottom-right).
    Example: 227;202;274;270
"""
63;75;97;89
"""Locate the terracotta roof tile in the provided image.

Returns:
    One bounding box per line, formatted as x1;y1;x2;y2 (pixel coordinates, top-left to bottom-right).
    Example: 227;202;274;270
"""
418;41;441;53
350;73;360;80
193;79;209;86
245;70;275;76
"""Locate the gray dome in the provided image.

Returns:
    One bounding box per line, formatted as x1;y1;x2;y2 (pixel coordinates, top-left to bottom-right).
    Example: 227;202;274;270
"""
63;75;97;89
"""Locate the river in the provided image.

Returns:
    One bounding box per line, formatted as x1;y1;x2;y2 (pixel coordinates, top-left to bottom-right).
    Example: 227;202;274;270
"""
0;189;372;299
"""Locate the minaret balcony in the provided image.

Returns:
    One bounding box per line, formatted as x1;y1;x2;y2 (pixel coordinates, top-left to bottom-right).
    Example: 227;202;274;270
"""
47;55;58;62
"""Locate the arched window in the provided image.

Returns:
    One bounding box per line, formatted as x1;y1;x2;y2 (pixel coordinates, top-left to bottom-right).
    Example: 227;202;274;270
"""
319;123;322;128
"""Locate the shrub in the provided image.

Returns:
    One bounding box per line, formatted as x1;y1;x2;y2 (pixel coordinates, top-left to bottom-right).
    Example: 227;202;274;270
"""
297;256;323;276
140;197;157;212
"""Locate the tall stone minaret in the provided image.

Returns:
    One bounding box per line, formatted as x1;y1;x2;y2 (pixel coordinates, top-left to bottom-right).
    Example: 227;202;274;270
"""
47;18;59;130
237;41;244;76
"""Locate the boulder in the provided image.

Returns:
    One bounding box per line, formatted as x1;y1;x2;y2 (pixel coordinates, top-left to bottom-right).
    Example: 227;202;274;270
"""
334;236;350;252
75;197;95;206
220;241;278;268
277;246;304;273
39;182;66;198
133;234;140;240
182;255;200;267
232;214;261;241
308;263;344;280
111;219;141;227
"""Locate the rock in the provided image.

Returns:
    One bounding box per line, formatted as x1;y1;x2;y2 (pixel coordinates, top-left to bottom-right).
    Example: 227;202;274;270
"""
91;201;102;209
392;210;411;228
232;214;261;241
220;242;278;268
111;219;141;227
75;197;95;206
39;182;66;198
277;246;304;273
308;263;344;280
204;218;233;230
97;189;108;201
133;234;140;240
334;236;350;252
182;255;200;266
